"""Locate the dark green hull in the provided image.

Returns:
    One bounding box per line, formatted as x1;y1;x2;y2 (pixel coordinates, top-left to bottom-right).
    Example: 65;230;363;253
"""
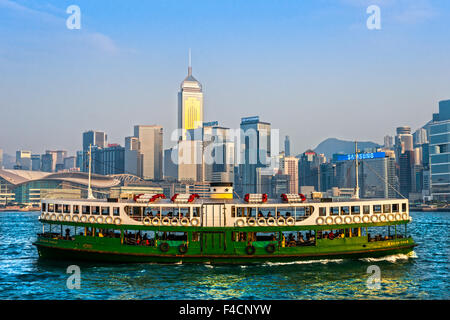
34;237;417;264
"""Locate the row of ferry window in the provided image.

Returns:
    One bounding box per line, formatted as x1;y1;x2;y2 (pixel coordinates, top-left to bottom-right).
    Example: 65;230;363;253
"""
42;203;120;216
319;203;407;216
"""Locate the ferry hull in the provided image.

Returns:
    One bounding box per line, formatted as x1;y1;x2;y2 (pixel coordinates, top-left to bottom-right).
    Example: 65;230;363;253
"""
34;242;416;264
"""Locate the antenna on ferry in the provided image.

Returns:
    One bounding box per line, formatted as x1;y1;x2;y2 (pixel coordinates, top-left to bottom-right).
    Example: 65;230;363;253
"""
353;141;360;199
87;144;95;199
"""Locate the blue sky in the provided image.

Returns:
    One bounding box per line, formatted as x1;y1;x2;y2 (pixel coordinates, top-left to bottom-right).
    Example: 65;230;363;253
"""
0;0;449;156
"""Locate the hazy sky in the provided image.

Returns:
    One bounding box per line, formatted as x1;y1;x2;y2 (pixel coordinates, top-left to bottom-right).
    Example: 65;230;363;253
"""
0;0;449;156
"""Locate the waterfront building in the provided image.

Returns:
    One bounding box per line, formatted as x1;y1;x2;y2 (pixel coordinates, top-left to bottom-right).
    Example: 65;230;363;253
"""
164;148;178;180
91;145;125;175
134;125;163;180
83;130;107;151
31;154;41;171
41;152;57;172
239;116;271;195
271;172;290;198
319;162;336;192
0;169;120;204
395;126;413;161
16;150;32;170
76;151;83;169
177;140;203;182
384;135;394;149
284;136;291;156
203;123;235;183
281;156;298;193
429;99;450;201
82;130;107;172
124;136;140;177
359;150;398;199
298;150;320;191
399;150;414;198
413;128;428;146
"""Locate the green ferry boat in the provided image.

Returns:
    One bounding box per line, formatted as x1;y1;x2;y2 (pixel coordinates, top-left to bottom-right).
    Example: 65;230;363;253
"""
34;182;416;264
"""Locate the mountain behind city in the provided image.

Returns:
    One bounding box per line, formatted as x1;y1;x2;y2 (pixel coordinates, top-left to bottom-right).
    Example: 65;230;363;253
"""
312;138;381;159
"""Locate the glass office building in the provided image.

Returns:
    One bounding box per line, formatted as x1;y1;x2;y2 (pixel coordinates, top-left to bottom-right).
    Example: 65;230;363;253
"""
430;100;450;201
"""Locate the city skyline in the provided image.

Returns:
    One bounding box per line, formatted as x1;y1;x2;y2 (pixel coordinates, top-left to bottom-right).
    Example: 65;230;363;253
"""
1;0;449;156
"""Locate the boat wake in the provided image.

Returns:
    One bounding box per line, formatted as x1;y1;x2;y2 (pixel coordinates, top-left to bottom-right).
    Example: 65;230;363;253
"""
263;259;345;266
359;251;418;263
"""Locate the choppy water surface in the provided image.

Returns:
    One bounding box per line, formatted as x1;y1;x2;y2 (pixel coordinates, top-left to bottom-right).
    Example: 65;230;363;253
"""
0;211;448;299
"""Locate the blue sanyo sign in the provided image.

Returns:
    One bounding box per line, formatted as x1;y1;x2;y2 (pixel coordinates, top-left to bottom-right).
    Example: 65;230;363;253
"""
336;152;385;162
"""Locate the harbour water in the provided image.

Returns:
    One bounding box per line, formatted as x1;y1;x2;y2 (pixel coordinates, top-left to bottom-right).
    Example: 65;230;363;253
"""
0;211;448;300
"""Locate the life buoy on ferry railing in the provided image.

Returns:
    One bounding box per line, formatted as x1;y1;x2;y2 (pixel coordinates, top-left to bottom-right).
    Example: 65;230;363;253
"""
388;214;395;221
236;219;245;227
170;218;179;226
265;243;276;254
161;217;170;226
395;213;402;221
72;215;79;223
344;216;352;224
105;216;113;224
80;215;87;223
143;217;152;226
379;214;387;222
334;217;343;225
58;214;64;222
371;215;379;223
286;217;295;226
362;216;370;223
247;218;256;226
180;217;189;226
276;217;286;226
178;244;188;254
64;214;71;222
88;216;96;224
316;217;324;225
402;213;408;220
190;217;200;227
152;217;160;226
159;242;170;253
245;245;256;255
353;216;361;223
96;216;104;224
51;214;57;221
266;217;276;226
257;218;266;226
325;217;334;225
114;217;122;225
45;213;50;220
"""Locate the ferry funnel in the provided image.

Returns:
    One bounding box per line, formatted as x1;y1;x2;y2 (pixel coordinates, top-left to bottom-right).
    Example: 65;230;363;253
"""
209;182;233;200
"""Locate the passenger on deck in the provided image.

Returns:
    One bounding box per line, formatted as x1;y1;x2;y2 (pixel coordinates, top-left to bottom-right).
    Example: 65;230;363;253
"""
286;212;291;217
328;231;335;240
267;211;272;217
258;211;263;217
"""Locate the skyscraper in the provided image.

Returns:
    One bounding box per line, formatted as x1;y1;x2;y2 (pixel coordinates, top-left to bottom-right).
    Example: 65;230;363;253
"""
124;136;140;176
15;150;32;170
134;125;163;180
281;155;298;193
238;116;271;195
82;130;107;172
203;123;235;183
178;59;203;141
429;99;450;201
83;130;107;151
284;136;291;156
298;150;320;191
394;126;413;161
31;154;41;171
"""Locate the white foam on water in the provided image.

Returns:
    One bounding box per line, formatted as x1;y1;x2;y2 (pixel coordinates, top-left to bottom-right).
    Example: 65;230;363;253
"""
263;259;344;266
360;251;418;263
